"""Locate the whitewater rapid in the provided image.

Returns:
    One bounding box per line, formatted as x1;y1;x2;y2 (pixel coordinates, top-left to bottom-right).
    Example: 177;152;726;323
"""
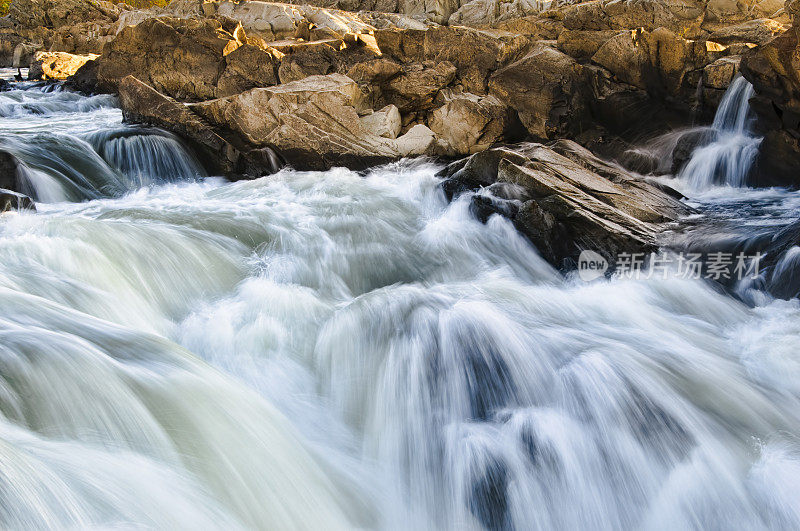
3;74;800;530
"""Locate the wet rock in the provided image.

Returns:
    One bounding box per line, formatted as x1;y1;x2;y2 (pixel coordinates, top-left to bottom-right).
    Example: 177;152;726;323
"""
0;151;20;191
28;51;98;81
0;188;35;213
670;128;714;174
439;141;691;266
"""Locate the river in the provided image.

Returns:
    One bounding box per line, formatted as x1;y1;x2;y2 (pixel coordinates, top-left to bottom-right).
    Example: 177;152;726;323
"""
2;69;800;529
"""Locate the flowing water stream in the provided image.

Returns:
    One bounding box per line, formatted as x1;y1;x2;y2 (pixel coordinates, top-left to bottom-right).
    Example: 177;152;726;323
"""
3;71;800;530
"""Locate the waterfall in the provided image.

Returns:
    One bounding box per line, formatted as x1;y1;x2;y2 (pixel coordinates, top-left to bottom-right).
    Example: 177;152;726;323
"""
87;129;207;186
678;76;762;189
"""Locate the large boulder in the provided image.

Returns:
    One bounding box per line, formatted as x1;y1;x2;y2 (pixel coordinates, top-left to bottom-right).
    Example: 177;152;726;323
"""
117;75;281;178
439;140;691;266
71;16;281;101
488;44;587;140
188;73;438;169
429;91;516;154
707;18;787;45
449;0;550;27
702;55;740;108
216;1;374;41
28;51;98;81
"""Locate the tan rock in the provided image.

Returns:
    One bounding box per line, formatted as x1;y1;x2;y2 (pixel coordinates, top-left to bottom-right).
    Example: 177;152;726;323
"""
374;25;531;93
703;55;740;89
557;29;621;60
188;73;436;170
360;104;402;138
74;17;248;101
277;40;339;83
707;18;787;45
559;0;706;38
383;61;457;111
394;123;437;155
429;92;512;155
217;1;305;40
591;30;648;89
216;43;279;97
0;189;35;213
489;44;586;140
9;0;119;31
399;0;460;24
29;51;98;81
346;58;403;84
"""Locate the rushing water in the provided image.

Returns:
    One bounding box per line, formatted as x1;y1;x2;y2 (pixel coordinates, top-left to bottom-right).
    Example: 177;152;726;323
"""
3;73;800;530
677;76;762;189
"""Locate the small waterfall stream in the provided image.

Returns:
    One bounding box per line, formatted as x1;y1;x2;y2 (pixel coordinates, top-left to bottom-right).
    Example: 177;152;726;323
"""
2;73;800;530
678;76;762;189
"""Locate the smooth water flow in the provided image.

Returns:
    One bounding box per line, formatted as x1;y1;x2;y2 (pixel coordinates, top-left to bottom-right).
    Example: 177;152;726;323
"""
0;81;204;202
679;76;762;189
3;73;800;530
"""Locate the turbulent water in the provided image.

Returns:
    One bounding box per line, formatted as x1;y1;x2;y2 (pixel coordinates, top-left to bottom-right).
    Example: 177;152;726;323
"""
677;76;762;189
3;72;800;530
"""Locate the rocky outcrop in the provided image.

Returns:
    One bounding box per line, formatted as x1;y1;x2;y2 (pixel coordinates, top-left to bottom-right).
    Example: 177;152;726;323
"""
489;44;586;140
71;17;258;100
439;140;691;266
8;0;120;30
740;0;800;186
28;50;98;80
374;25;531;92
32;0;785;178
187;73;438;170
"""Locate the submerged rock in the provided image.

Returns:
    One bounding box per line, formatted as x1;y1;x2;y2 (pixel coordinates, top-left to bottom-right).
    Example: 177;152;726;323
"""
0;188;35;212
439;141;690;267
